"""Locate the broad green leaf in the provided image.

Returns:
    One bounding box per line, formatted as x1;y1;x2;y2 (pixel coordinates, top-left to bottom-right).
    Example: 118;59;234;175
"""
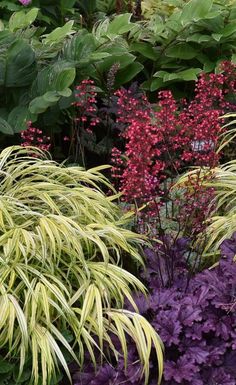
115;62;144;87
175;68;202;81
186;33;212;43
54;68;76;91
94;45;136;73
0;1;21;11
29;92;60;114
31;62;75;97
29;88;72;114
25;8;39;26
212;23;236;41
199;14;225;32
42;21;75;45
0;117;14;135
150;78;164;91
130;42;158;60
221;23;236;37
107;14;134;35
9;8;39;32
156;68;202;82
63;32;97;63
7;106;34;133
212;33;223;41
89;52;111;61
5;40;36;87
165;43;198;60
180;0;213;26
58;88;72;97
60;0;77;12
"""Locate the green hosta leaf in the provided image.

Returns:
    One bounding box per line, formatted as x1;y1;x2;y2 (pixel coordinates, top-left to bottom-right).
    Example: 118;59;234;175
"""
60;0;77;12
8;106;35;133
58;88;72;97
186;33;212;43
89;52;111;61
29;89;72;114
130;42;158;60
42;21;75;45
54;67;76;91
29;92;60;114
0;1;21;11
5;39;36;87
212;23;236;41
160;68;202;81
63;32;97;63
94;50;136;73
9;8;39;32
221;23;236;37
203;60;215;72
212;33;223;42
165;43;198;59
0;117;14;135
115;62;144;87
180;0;213;26
0;30;16;45
175;68;202;81
199;13;225;33
32;62;75;97
150;78;164;91
107;14;134;35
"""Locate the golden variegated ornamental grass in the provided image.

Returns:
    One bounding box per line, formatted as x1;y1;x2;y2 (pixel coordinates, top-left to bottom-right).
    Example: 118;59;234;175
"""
0;146;163;385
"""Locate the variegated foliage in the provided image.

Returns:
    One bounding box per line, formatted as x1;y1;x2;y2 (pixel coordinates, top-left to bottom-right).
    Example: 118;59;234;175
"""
0;147;163;385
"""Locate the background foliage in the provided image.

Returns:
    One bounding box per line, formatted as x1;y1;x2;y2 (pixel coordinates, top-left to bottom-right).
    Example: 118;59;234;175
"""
0;0;236;161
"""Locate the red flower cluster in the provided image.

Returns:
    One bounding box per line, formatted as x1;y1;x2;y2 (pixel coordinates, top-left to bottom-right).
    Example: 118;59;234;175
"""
21;121;51;151
74;79;99;133
112;62;236;205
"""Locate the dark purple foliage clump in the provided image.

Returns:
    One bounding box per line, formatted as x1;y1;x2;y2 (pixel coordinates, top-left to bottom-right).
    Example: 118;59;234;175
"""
73;233;236;385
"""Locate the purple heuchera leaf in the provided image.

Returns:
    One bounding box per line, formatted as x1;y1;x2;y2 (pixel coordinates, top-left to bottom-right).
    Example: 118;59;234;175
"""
178;297;202;326
74;234;236;385
91;365;116;385
184;344;209;364
150;288;179;310
164;356;199;383
153;310;182;346
205;368;236;385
